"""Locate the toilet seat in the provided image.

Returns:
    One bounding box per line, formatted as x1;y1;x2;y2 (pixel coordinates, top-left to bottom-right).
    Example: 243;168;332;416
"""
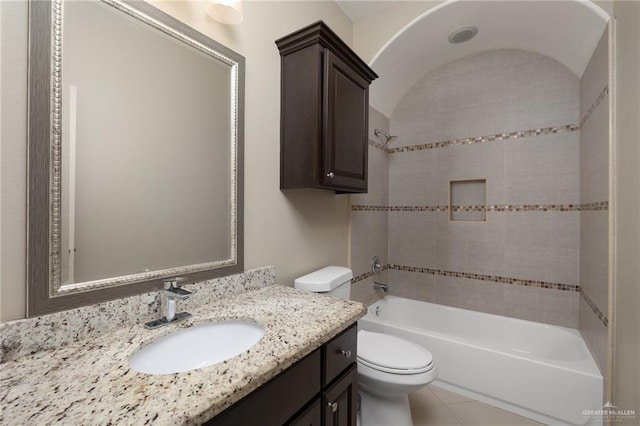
357;330;434;375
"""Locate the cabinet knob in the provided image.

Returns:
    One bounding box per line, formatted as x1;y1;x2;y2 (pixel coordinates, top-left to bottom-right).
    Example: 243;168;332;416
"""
326;171;335;179
340;349;352;358
328;401;338;413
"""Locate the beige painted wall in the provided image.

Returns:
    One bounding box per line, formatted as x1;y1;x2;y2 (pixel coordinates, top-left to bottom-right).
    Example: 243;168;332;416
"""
611;0;640;419
0;0;29;322
0;1;353;321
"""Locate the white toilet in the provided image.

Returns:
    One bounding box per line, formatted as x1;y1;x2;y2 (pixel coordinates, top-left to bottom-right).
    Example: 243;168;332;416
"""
294;266;437;426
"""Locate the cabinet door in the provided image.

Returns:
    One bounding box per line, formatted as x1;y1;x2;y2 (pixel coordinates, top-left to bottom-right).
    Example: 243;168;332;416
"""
288;398;322;426
322;50;369;192
322;365;358;426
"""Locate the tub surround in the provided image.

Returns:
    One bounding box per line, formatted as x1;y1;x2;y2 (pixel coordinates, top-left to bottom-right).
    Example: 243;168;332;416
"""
0;285;367;425
578;25;610;375
348;106;390;308
350;49;611;330
387;49;581;328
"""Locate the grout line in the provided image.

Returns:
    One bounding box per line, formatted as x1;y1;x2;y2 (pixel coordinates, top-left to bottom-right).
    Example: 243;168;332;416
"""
442;403;465;426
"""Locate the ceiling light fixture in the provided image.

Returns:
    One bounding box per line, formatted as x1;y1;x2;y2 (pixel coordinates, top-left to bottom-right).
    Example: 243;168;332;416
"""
206;0;243;25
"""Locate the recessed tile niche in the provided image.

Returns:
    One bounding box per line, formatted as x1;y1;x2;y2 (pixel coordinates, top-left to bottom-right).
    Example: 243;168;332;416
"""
449;179;487;222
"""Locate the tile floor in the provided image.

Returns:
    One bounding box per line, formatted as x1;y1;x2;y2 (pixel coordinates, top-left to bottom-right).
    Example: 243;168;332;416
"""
409;385;544;426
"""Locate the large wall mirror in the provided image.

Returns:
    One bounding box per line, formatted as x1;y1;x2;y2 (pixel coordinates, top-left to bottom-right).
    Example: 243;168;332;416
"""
27;0;244;317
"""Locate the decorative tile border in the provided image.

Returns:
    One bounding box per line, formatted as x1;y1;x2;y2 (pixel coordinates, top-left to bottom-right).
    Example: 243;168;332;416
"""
385;124;580;154
391;205;449;211
352;202;608;212
351;205;391;211
352;263;578;291
352;264;390;284
387;264;580;292
580;86;609;127
451;205;486;212
487;202;609;212
579;201;609;211
579;287;609;327
488;204;580;212
368;140;388;152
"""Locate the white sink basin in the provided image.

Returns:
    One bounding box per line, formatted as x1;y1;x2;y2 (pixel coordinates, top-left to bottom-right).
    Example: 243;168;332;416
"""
129;319;265;374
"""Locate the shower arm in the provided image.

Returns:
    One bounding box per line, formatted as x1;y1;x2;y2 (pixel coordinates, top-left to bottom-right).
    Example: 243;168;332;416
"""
373;129;398;145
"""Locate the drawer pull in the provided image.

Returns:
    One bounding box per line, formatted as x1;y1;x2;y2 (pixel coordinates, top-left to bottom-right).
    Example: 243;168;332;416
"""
328;402;338;413
340;349;352;358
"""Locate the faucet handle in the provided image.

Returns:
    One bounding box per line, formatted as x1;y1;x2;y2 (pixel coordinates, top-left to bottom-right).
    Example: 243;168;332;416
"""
164;279;179;290
167;286;191;299
164;279;191;300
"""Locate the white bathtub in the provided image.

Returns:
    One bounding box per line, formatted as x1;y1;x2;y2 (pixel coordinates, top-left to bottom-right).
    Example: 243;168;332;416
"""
359;296;603;426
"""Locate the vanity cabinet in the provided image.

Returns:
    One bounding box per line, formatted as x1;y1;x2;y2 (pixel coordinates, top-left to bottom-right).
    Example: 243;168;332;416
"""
289;365;357;426
276;22;378;194
207;323;358;426
321;365;358;426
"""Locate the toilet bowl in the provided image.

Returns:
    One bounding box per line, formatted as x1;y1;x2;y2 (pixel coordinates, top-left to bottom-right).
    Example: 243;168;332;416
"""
294;266;437;426
357;330;437;426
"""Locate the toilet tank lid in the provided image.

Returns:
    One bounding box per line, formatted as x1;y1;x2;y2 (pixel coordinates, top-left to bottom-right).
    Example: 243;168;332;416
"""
294;266;353;292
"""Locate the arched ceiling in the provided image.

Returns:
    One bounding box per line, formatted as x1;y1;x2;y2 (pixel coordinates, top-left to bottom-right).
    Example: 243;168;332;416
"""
369;0;609;117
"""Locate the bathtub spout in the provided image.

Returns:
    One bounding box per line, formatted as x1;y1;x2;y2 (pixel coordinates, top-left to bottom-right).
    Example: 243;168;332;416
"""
373;282;389;292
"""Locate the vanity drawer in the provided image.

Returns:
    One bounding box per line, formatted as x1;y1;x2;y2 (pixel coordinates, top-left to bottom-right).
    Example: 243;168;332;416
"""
323;323;357;386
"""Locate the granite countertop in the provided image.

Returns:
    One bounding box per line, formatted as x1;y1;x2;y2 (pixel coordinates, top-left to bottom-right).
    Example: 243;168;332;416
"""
0;286;367;425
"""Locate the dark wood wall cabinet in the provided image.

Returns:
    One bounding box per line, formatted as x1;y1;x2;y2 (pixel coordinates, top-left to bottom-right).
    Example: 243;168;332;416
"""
276;21;378;194
207;323;358;426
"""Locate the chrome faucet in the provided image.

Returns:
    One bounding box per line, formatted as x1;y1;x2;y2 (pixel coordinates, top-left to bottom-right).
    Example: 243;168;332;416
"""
144;279;193;329
371;255;390;292
373;282;389;292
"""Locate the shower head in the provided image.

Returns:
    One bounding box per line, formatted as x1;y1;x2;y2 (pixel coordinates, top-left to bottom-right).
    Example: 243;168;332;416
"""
374;129;398;146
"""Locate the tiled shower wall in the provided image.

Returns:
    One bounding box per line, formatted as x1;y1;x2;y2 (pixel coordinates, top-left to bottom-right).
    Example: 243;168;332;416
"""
387;49;585;327
354;49;585;327
578;28;610;374
349;107;390;306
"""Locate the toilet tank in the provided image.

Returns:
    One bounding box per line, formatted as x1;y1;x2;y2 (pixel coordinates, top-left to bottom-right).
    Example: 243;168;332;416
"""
294;266;352;299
